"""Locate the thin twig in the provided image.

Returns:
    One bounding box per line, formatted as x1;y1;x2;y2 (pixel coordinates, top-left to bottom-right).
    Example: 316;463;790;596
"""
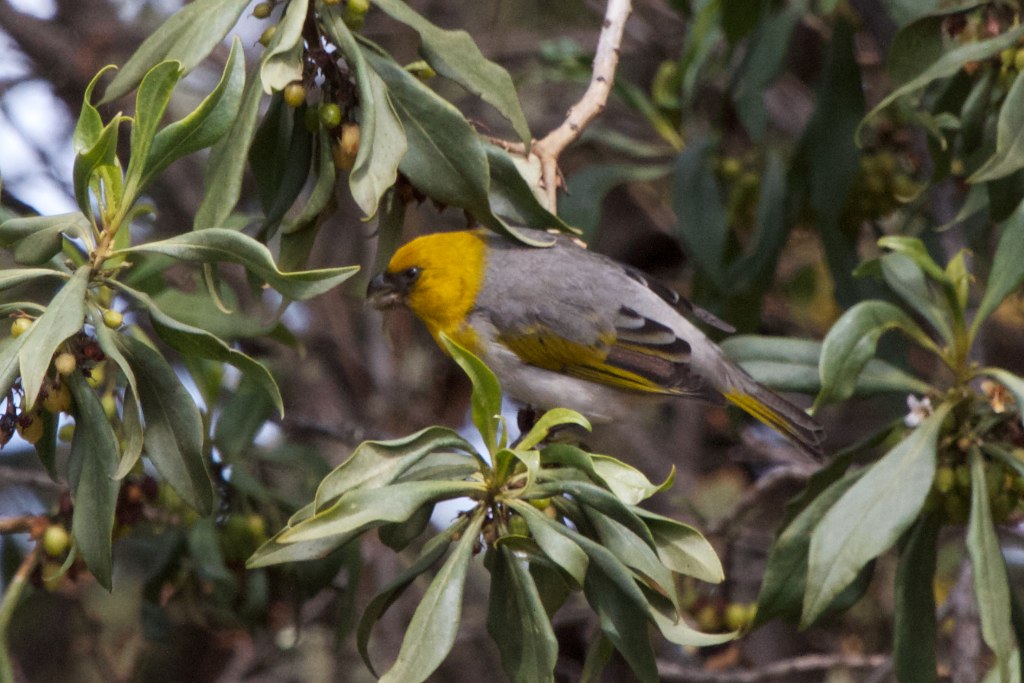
0;465;64;491
530;0;632;211
658;653;890;683
0;515;44;536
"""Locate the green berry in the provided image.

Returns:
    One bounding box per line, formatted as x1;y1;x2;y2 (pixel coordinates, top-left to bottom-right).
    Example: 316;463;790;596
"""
42;525;70;558
934;465;955;494
258;24;277;47
1014;48;1024;73
11;317;31;338
283;81;305;108
253;2;272;18
319;103;342;128
58;424;75;442
724;603;748;631
101;394;117;419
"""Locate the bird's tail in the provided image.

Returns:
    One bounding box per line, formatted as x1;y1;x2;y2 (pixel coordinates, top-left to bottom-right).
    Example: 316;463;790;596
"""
721;373;825;459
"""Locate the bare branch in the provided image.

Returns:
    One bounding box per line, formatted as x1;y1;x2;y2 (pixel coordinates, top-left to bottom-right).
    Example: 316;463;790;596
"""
530;0;633;211
0;515;45;536
658;653;890;683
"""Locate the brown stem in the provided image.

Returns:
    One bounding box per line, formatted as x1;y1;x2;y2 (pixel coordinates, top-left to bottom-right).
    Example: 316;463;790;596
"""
529;0;633;212
658;653;890;683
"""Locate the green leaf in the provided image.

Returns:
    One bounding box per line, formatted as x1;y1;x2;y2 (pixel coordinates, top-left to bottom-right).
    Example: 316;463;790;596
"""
582;554;658;682
0;268;69;292
721;335;932;396
32;409;58;480
320;6;406;218
115;228;358;300
281;127;336;239
879;252;955;343
75;67;114;151
280;480;485;544
634;509;723;584
791;19;867;308
100;0;250;104
486;146;574;233
258;0;307;94
586;510;678;610
440;333;502;453
123;61;182;203
139;39;245;192
509;500;588;587
72;114;123;217
378;503;434;552
972;200;1024;335
315;426;476;508
357;523;464;675
247;524;359;568
968;448;1019;680
732;7;801;139
802;402;951;627
110;281;282;415
539;480;654;546
649;608;737;648
66;371;120;590
378;510;485;683
193;68;265;229
894;513;940;683
115;333;213;515
815;300;938;410
19;266;89;410
755;467;864;626
887;15;947;85
116;386;145;479
0;335;28;400
860;25;1024;140
0;213;88;266
371;0;530;147
487;545;558;683
971;68;1024;183
590;455;670;506
248;95;313;230
671;138;726;287
517;408;591;451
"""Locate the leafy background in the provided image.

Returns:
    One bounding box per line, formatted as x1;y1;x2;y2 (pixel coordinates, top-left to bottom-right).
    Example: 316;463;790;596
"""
2;0;1024;681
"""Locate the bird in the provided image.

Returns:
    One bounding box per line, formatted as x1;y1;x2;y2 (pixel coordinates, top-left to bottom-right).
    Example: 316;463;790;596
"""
366;228;824;458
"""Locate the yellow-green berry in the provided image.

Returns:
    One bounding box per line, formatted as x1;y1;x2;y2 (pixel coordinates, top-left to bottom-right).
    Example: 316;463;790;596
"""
10;317;31;338
283;81;305;108
17;414;43;444
102;309;123;329
258;24;277;47
41;524;70;558
42;382;71;414
54;352;76;376
253;2;272;18
58;423;75;442
319;103;342;128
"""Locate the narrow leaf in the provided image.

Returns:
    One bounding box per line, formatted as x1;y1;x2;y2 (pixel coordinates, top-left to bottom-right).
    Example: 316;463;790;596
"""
372;0;531;147
894;513;940;683
815;300;937;409
66;371;120;590
802;402;950;626
378;510;485;683
115;333;213;515
19;266;89;410
320;6;406;218
487;546;559;683
115;228;358;300
101;0;250;103
968;448;1019;680
440;334;502;453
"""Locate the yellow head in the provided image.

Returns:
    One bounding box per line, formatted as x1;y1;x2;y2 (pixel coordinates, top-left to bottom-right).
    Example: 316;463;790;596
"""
366;231;487;348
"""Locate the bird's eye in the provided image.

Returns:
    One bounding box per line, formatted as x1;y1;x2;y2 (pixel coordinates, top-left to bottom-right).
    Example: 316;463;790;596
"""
402;266;421;282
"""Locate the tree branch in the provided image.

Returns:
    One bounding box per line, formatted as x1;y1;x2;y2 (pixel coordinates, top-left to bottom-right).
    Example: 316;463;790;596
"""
529;0;633;212
658;653;890;683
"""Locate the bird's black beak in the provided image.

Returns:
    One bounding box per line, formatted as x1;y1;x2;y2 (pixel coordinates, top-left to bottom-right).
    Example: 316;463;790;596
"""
366;272;404;310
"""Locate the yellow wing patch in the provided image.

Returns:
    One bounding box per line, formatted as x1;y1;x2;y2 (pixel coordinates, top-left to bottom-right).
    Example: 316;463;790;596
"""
724;390;796;440
501;330;679;394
